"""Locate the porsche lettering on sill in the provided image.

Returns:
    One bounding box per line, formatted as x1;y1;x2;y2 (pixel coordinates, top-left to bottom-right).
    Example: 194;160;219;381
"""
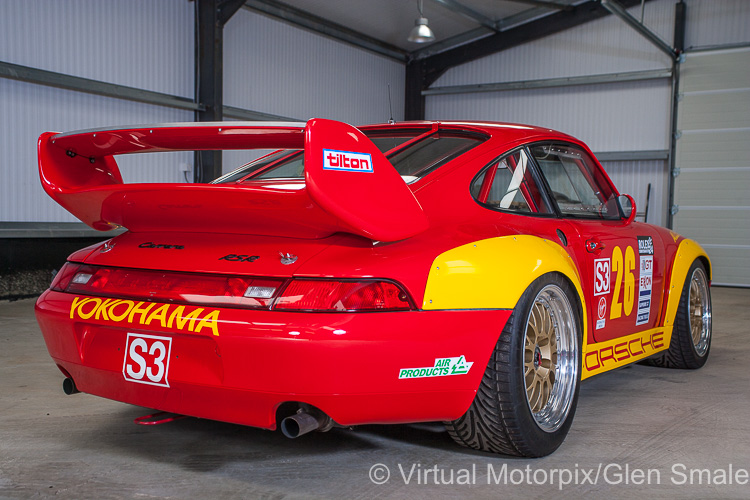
398;356;474;379
323;149;373;172
584;328;665;377
69;296;221;336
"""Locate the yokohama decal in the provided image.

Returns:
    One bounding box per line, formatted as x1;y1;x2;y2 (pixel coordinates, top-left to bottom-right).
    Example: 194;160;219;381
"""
69;296;221;336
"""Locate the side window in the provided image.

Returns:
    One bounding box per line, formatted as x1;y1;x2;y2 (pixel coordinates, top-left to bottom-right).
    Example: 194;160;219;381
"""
530;144;619;219
471;149;553;214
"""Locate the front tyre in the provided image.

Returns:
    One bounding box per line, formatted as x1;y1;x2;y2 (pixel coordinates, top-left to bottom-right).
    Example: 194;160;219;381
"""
647;260;711;369
445;273;582;457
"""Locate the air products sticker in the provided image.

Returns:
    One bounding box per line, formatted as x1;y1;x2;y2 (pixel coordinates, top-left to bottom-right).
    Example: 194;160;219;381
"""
636;236;654;326
323;149;373;172
398;356;473;379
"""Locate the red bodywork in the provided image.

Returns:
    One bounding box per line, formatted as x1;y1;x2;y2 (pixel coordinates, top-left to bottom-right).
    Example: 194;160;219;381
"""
35;119;684;429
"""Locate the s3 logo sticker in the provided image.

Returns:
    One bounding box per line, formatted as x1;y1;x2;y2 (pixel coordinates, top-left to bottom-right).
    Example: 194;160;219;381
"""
594;258;610;296
123;333;172;387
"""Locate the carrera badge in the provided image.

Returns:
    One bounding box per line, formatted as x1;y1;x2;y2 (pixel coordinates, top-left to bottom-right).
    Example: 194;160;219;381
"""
279;252;298;265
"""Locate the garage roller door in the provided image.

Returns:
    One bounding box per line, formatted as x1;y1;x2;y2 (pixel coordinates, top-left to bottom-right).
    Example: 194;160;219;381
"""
673;48;750;286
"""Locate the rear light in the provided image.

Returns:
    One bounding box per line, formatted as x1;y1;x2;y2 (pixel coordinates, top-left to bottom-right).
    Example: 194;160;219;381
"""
50;263;82;292
274;280;412;312
62;264;284;309
53;263;414;312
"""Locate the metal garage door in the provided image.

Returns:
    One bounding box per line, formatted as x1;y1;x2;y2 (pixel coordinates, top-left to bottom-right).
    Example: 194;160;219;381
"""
673;47;750;286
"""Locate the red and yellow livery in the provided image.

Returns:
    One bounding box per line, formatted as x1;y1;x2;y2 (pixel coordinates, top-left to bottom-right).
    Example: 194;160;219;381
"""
35;119;712;457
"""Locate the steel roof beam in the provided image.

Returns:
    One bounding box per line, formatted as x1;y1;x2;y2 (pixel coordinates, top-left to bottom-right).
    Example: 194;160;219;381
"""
422;68;672;95
242;0;408;62
0;60;202;112
419;0;652;87
504;0;574;11
600;0;677;59
430;0;499;30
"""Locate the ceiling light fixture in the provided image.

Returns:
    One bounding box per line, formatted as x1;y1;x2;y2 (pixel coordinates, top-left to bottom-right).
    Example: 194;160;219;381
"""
407;0;435;43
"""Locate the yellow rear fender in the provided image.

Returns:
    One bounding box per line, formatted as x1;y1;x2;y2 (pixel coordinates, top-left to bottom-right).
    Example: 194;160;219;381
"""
422;235;587;346
663;238;711;328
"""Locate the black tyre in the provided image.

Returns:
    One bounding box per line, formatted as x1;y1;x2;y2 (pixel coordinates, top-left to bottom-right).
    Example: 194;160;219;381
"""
445;273;582;457
647;260;711;369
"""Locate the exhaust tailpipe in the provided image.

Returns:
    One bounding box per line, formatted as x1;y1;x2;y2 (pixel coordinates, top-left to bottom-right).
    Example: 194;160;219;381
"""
62;377;79;395
281;409;332;438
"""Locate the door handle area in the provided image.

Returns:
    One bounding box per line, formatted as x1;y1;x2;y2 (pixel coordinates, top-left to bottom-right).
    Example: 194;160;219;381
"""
585;238;605;254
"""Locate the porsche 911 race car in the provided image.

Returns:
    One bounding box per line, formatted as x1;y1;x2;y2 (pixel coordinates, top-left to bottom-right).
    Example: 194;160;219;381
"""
35;118;712;457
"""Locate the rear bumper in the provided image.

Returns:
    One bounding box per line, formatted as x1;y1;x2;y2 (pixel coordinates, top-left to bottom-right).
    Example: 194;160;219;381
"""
35;290;511;429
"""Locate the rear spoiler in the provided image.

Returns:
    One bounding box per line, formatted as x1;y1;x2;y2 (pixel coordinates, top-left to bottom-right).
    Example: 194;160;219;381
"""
38;119;429;241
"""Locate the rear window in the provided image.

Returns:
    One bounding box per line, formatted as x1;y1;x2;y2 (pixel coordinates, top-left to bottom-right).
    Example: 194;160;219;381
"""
213;130;484;184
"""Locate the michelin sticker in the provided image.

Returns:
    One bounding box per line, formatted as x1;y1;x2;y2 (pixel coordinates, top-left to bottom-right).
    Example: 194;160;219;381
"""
636;236;654;326
398;356;473;379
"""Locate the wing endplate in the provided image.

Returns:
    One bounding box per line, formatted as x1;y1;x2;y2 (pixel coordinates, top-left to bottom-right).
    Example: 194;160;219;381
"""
304;118;429;242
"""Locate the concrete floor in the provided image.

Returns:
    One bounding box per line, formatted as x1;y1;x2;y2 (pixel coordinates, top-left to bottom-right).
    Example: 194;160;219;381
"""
1;288;748;500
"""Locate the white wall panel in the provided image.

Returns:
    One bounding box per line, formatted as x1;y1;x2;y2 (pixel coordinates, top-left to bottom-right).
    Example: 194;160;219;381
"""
673;48;750;286
0;0;194;97
432;0;675;87
602;160;669;227
0;79;192;223
685;0;750;49
426;79;672;152
224;9;405;125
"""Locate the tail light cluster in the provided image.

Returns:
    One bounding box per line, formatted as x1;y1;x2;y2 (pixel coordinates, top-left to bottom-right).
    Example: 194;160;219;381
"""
51;263;413;312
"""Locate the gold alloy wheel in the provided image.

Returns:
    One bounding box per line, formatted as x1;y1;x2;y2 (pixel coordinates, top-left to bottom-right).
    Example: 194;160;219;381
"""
688;267;711;357
522;284;578;433
524;300;557;413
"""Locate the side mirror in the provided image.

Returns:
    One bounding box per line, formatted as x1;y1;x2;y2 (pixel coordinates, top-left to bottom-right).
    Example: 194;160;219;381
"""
618;194;637;224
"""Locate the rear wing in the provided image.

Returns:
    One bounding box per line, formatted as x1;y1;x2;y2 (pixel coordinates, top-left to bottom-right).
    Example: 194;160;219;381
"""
38;119;429;241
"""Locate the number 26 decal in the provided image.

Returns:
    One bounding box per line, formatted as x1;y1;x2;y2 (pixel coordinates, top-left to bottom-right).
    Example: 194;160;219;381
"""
610;245;635;320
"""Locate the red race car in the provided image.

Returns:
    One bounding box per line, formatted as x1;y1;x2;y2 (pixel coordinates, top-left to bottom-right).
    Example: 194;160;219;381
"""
35;119;712;457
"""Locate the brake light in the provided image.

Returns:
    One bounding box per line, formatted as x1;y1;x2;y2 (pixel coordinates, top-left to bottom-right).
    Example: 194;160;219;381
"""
53;264;414;312
62;265;283;309
275;280;412;311
50;263;82;292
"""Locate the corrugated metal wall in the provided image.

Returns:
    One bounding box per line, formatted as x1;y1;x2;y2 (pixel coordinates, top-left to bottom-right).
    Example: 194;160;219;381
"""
431;1;675;88
0;0;194;97
0;78;194;223
426;0;750;228
0;0;195;223
224;8;405;125
426;0;678;225
602;159;669;226
685;0;750;49
426;81;672;152
1;0;406;223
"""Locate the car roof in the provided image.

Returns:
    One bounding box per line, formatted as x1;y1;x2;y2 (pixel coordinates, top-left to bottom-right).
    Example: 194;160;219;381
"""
359;120;580;144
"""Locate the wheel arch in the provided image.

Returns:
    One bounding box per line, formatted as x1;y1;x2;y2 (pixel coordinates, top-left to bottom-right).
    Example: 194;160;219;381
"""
422;235;588;349
663;238;711;329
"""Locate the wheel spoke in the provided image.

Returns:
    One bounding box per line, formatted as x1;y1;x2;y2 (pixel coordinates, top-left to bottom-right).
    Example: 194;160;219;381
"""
522;284;579;432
